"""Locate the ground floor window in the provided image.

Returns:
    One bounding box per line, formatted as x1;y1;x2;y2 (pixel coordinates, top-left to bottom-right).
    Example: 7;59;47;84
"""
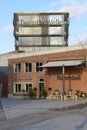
13;83;22;93
25;83;32;93
13;83;33;94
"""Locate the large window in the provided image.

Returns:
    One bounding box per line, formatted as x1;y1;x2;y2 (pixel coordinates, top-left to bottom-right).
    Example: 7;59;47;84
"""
19;27;64;35
13;83;32;93
19;27;42;35
19;36;64;46
36;62;43;72
25;63;32;72
13;83;21;93
14;63;21;73
25;83;32;92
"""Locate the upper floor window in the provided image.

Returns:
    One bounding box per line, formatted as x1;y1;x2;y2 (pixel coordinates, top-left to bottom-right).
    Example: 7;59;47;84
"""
14;63;21;73
25;63;32;72
36;62;43;72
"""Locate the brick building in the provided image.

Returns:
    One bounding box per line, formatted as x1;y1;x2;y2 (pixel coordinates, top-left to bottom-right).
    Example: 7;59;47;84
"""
8;45;87;98
1;12;70;97
1;12;87;98
0;51;21;97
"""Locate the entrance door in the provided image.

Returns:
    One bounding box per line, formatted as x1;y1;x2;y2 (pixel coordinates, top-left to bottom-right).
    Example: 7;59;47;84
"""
39;78;44;97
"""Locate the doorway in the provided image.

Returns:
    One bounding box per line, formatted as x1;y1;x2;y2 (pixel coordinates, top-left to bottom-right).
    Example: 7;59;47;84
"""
38;78;44;97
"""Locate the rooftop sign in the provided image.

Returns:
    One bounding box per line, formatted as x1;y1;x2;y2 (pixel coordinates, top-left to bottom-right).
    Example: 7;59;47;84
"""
18;15;67;25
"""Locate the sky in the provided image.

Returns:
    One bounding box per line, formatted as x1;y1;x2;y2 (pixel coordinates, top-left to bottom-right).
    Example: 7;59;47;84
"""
0;0;87;54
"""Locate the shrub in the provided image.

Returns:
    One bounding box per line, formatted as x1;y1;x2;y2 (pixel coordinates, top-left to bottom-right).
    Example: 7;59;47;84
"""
55;89;59;92
40;88;47;98
28;88;35;98
21;89;27;99
21;89;26;93
33;87;37;92
68;87;72;92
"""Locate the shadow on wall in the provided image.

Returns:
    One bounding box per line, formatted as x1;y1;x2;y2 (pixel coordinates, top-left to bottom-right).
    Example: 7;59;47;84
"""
0;67;8;97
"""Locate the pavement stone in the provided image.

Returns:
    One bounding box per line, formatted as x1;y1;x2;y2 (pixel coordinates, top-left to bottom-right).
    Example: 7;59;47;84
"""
1;98;87;119
1;98;87;130
18;114;87;130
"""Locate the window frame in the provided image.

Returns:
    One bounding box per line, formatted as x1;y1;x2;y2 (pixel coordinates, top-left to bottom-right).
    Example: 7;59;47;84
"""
14;63;21;73
38;78;44;91
13;83;22;93
35;62;43;72
25;83;33;93
24;62;32;73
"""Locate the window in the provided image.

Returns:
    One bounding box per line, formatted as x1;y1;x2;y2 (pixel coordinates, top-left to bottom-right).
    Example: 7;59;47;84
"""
39;78;44;82
14;63;21;73
36;62;43;72
14;83;21;93
26;83;32;92
25;63;32;72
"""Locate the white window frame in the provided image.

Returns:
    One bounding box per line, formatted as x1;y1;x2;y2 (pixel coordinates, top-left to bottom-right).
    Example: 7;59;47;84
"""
39;78;44;91
24;62;32;73
24;82;33;93
13;82;22;93
14;63;21;73
35;62;43;72
25;83;33;93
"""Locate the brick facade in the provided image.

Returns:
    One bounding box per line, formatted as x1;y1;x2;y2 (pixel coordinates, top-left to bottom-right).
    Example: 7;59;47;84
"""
8;48;87;97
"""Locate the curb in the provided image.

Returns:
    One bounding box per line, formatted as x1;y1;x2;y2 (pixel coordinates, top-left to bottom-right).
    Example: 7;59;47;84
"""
50;102;87;111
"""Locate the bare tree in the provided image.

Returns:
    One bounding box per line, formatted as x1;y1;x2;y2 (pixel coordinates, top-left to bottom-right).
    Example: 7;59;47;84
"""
74;35;87;61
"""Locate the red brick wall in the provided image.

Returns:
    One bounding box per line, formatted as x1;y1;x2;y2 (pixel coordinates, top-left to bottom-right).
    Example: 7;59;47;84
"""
8;48;87;96
46;66;87;94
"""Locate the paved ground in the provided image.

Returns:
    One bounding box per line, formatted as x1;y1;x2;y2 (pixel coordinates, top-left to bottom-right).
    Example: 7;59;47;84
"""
2;98;87;119
0;99;6;121
0;98;87;130
18;113;87;130
1;98;87;119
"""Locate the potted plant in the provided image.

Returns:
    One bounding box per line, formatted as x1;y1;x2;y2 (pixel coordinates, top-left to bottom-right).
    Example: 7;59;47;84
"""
55;89;59;95
33;87;37;92
28;88;35;99
68;87;72;95
21;89;27;99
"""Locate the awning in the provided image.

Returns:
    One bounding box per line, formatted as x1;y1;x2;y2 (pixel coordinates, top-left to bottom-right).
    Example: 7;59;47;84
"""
42;60;84;67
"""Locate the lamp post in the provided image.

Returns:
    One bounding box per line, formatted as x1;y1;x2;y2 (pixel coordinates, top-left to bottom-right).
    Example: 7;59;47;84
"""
62;64;65;100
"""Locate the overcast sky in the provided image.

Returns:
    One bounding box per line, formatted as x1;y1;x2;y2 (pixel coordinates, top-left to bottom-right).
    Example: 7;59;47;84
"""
0;0;87;54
